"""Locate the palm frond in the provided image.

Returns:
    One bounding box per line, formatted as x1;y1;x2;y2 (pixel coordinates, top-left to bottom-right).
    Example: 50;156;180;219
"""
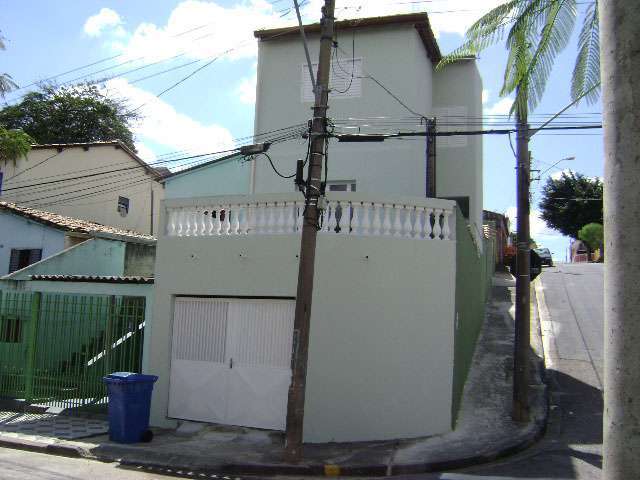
524;0;577;109
571;1;600;104
0;73;18;97
437;0;525;69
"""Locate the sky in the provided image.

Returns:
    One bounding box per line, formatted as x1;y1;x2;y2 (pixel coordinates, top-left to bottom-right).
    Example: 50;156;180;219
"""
2;0;603;260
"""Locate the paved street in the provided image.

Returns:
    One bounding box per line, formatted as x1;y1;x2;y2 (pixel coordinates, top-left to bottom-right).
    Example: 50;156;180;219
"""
0;446;177;480
413;262;604;480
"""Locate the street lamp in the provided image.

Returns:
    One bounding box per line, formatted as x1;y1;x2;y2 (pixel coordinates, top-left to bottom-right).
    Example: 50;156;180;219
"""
534;155;575;180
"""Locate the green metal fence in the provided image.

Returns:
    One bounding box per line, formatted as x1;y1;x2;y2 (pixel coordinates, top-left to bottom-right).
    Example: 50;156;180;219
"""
0;290;145;412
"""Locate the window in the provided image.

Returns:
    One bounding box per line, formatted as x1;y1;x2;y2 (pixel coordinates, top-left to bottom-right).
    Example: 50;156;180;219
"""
8;248;42;274
327;181;356;192
117;196;130;217
0;315;22;343
301;58;363;103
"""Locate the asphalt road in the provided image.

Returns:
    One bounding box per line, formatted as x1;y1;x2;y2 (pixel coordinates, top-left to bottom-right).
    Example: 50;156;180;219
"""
0;263;604;480
0;446;178;480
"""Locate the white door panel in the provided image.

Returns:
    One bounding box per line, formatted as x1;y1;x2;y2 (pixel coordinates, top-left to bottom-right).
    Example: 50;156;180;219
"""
168;297;294;430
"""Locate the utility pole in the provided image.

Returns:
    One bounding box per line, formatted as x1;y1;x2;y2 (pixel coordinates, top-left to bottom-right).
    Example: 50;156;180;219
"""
425;118;437;197
512;110;530;422
600;0;640;477
285;0;335;462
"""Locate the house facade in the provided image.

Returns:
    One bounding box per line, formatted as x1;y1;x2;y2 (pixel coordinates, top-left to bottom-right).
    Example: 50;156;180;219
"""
0;202;155;278
145;13;490;444
0;141;165;235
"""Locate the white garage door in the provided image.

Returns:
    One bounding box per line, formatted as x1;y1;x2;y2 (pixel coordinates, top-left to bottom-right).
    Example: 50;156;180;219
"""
168;297;294;430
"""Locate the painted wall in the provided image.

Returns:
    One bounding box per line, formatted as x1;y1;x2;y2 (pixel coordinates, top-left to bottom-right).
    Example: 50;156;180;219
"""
451;210;495;422
433;60;484;236
0;211;66;275
3;238;126;280
253;24;433;197
147;196;456;442
163;156;250;199
124;243;156;277
0;145;163;234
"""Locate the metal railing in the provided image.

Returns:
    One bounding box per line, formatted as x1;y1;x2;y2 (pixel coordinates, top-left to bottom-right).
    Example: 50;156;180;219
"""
0;290;145;412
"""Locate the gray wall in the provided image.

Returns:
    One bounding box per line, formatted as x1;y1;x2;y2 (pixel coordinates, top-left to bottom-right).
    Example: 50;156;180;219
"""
147;197;456;442
0;212;65;275
433;60;484;235
124;243;156;277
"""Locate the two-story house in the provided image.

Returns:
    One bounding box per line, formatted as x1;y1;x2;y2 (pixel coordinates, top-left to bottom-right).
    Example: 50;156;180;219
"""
145;13;491;444
0;141;165;235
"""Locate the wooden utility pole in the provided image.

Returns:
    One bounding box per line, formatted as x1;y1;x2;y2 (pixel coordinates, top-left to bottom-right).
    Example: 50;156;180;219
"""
512;111;530;422
600;0;640;477
285;0;335;462
426;118;437;197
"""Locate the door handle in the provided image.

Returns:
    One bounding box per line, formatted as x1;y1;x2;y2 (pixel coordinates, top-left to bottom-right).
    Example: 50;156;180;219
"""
229;358;233;369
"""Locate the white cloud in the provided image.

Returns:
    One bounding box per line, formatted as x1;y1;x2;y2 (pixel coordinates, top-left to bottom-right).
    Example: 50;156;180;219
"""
484;97;513;117
135;142;157;163
105;78;235;158
505;207;562;238
237;64;257;105
84;8;123;37
482;89;490;105
89;0;503;65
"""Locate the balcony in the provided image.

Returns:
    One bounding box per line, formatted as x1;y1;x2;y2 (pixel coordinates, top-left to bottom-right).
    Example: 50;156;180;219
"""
164;193;456;241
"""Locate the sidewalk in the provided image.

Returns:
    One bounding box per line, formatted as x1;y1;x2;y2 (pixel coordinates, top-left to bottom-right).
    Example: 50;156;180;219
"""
0;273;547;477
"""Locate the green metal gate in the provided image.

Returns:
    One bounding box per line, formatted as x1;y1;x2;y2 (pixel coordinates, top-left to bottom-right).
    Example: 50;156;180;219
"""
0;290;145;412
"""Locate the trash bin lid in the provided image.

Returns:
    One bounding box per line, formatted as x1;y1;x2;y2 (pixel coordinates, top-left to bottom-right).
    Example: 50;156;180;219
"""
104;372;158;383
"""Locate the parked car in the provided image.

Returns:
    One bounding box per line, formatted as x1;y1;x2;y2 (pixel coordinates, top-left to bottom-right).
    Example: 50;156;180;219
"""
535;247;554;267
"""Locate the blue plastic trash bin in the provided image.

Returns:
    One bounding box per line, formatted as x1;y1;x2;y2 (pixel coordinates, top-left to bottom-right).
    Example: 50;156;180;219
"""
103;372;158;443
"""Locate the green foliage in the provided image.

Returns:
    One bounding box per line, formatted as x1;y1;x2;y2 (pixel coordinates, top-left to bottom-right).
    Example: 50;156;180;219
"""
578;222;603;251
0;84;139;151
438;0;600;115
539;170;603;238
0;126;33;164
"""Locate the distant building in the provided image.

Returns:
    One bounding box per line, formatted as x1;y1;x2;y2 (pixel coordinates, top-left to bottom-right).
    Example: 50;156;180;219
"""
0;141;164;235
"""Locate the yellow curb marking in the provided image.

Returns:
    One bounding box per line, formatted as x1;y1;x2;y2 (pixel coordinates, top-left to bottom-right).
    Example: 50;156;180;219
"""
324;464;341;476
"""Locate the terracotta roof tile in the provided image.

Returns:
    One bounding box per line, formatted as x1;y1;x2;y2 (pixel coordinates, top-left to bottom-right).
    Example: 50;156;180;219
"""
0;202;155;242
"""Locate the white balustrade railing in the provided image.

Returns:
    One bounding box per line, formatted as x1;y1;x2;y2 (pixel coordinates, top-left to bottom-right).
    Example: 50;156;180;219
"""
165;194;455;241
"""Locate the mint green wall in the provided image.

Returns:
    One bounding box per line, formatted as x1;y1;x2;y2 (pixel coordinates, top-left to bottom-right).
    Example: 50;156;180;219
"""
163;156;250;199
451;210;495;422
2;238;126;281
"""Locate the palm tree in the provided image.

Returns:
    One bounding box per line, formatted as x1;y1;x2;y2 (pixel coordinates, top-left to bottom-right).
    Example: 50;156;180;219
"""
0;33;18;98
437;0;600;117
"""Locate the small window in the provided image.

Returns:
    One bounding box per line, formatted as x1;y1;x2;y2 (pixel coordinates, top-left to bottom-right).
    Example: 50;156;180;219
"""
117;196;130;217
0;315;22;343
327;181;356;192
8;248;42;274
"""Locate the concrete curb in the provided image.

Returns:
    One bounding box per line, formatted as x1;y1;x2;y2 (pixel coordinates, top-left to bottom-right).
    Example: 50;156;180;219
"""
0;415;546;477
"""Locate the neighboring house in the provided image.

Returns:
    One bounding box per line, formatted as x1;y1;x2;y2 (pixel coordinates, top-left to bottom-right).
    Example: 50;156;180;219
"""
146;13;491;444
0;202;155;279
570;239;589;263
0;141;165;235
483;210;510;269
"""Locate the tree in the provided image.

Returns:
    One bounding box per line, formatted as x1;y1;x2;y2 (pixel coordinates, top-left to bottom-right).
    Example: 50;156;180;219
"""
539;170;603;238
0;84;139;151
438;0;601;114
0;33;18;98
578;222;603;252
0;126;32;164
